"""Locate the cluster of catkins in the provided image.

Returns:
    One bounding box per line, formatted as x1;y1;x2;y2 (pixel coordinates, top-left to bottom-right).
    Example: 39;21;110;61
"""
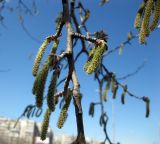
102;73;127;104
134;0;160;44
32;38;72;140
84;40;106;74
103;74;150;117
89;72;150;119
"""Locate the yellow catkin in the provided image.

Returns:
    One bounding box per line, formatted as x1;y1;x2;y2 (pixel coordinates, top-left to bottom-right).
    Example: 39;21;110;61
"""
51;39;60;53
35;58;51;108
89;46;97;58
41;108;52;140
83;60;91;72
111;75;118;99
103;81;111;102
143;0;154;36
32;77;39;95
134;2;145;28
111;74;115;93
103;88;107;102
139;20;147;44
32;39;49;76
150;0;160;31
57;94;72;129
47;70;58;111
85;41;106;74
83;46;96;71
33;39;60;108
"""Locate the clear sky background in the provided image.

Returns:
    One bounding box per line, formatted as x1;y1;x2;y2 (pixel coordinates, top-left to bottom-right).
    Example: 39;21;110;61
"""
0;0;160;144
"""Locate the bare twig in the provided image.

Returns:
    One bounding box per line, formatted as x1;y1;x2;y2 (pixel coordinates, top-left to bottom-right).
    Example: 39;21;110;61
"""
117;60;147;80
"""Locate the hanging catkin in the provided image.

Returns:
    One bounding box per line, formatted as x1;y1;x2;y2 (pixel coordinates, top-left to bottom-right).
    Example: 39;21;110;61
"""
134;2;145;28
32;39;60;108
47;69;59;111
57;92;72;128
150;0;160;31
41;108;52;140
84;41;106;74
32;39;49;76
140;0;154;43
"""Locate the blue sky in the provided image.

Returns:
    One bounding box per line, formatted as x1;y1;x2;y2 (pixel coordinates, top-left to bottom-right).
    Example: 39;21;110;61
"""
0;0;160;144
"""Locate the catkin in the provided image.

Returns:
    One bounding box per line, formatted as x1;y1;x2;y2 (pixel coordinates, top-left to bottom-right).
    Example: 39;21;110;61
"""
47;70;58;111
139;20;147;44
35;58;51;108
33;39;60;108
134;2;145;28
121;85;127;104
84;46;96;71
139;0;154;43
89;103;95;117
41;108;52;140
150;0;160;31
142;96;150;118
57;94;72;128
89;46;97;58
32;77;39;95
143;0;154;36
32;39;49;76
85;42;106;74
103;80;111;102
112;84;118;99
83;60;92;72
51;39;60;53
145;99;150;118
111;75;115;93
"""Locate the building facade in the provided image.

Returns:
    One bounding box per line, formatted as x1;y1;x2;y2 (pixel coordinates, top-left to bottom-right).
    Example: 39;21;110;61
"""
0;117;53;144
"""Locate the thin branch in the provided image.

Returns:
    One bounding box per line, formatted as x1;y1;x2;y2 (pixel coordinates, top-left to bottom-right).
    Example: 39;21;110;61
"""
72;32;107;44
103;32;138;57
21;22;42;43
102;64;145;100
117;60;147;80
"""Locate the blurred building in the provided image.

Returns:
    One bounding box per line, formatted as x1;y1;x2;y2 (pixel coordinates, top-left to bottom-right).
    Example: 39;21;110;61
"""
0;116;101;144
53;133;100;144
0;117;53;144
